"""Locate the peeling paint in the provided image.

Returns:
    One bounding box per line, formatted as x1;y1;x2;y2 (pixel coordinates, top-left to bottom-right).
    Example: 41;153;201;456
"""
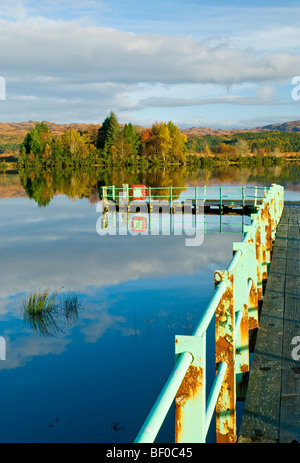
175;365;203;442
215;272;236;443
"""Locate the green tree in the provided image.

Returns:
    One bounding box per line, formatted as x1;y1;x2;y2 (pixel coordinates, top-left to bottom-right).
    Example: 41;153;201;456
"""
123;123;140;157
96;111;120;158
110;125;141;163
21;122;53;161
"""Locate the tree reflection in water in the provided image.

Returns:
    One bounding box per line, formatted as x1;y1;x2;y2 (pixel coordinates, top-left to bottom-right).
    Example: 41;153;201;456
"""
21;289;82;337
16;162;300;208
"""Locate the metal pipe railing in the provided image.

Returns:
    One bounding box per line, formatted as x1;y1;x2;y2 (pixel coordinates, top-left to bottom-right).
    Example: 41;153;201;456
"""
192;281;227;337
132;183;284;444
134;351;193;443
134;280;227;444
102;185;268;205
205;361;228;437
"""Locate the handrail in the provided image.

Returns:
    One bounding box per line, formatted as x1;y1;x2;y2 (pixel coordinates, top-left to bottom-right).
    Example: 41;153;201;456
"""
192;281;227;337
134;352;193;443
101;185;267;206
205;361;228;437
134;280;227;443
134;183;284;444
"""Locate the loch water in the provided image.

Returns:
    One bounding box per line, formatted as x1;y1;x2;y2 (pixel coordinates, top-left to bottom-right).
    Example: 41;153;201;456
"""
0;163;299;443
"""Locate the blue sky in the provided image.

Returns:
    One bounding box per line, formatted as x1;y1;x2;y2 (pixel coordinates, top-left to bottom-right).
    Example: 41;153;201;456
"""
0;0;299;128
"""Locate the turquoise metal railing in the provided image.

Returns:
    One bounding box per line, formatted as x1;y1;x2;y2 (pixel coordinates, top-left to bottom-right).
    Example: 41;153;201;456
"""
101;185;267;208
100;210;250;235
132;183;284;443
99;184;268;238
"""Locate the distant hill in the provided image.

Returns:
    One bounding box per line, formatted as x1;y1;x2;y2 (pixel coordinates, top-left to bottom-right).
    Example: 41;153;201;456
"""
0;120;101;140
0;119;300;141
180;120;300;137
257;120;300;133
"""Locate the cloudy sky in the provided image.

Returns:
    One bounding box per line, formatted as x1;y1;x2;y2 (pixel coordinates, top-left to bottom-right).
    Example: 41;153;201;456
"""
0;0;299;128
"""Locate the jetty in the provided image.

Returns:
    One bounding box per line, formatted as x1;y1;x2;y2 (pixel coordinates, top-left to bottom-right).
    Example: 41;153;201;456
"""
101;183;299;443
238;206;300;443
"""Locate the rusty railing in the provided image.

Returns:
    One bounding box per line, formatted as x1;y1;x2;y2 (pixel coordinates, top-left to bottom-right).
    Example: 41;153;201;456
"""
134;183;284;443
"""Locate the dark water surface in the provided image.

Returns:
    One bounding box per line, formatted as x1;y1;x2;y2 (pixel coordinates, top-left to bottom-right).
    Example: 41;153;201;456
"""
0;163;299;443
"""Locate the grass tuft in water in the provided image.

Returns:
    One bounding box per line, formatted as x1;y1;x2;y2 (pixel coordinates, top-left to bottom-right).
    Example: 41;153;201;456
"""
62;292;81;328
22;289;61;337
22;289;82;337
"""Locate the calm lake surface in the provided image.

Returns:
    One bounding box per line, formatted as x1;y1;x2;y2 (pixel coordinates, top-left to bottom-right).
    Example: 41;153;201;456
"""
0;163;299;443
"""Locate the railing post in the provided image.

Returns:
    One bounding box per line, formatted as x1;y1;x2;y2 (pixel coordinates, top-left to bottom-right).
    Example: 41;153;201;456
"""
102;186;108;211
232;243;250;399
243;225;259;330
242;186;245;210
271;183;279;226
175;334;206;443
126;184;129;211
269;184;278;242
148;186;152;213
251;210;263;304
214;271;237;443
259;198;268;290
261;193;273;277
272;184;284;225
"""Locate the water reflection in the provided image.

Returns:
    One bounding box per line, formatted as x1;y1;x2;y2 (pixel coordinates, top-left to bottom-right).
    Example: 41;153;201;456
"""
99;209;250;236
21;290;82;337
0;193;242;443
0;163;299;443
1;162;299;206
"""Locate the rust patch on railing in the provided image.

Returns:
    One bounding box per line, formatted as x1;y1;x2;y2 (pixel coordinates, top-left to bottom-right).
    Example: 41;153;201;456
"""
240;303;249;346
266;219;272;256
248;280;259;329
215;273;236;443
175;365;203;400
255;226;261;261
215;374;236;443
240;363;249;373
175;365;203;442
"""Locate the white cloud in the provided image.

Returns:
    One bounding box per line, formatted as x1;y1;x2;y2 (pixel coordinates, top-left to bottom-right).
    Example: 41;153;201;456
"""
0;8;299;125
1;18;300;86
1;0;27;21
138;91;283;109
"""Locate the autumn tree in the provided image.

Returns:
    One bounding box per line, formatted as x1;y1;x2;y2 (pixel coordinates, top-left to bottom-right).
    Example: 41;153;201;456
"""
60;129;89;160
235;139;251;157
141;122;171;162
214;142;238;160
167;121;187;161
140;121;187;163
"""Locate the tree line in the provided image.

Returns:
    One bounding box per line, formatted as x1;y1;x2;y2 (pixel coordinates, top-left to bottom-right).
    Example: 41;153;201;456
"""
186;131;300;158
18;112;188;168
17;111;300;169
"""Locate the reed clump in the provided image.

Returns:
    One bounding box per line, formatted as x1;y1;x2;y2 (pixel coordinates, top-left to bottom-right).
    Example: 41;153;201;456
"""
22;289;82;337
